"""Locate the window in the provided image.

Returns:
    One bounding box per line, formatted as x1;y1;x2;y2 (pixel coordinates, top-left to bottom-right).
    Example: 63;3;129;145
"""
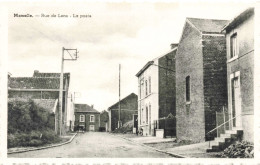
149;104;151;124
79;115;85;122
146;106;148;124
149;76;151;94
186;76;190;102
230;33;237;58
139;80;141;98
90;115;95;122
141;108;143;124
145;80;148;96
140;78;144;98
167;59;172;66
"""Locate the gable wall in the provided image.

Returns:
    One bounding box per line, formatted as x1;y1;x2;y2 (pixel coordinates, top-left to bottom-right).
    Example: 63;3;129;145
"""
176;22;205;142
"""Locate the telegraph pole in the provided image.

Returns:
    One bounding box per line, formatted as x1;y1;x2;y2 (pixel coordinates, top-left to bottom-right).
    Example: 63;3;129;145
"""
118;64;121;128
59;47;78;136
59;47;64;136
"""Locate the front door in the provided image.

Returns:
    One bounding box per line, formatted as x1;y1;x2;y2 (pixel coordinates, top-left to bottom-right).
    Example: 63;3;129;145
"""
89;125;95;131
231;76;242;128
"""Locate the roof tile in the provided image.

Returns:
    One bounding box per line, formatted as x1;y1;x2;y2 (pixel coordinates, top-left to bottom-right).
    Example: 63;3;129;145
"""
74;104;100;113
8;77;66;89
187;18;229;33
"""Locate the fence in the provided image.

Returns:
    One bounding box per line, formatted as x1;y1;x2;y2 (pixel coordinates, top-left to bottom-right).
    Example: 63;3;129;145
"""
153;117;176;138
206;105;231;140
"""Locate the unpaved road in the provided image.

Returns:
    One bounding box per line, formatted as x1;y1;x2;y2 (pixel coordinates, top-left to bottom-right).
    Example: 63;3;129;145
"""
9;132;172;158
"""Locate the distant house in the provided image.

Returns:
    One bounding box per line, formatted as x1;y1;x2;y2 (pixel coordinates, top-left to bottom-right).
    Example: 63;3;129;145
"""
135;44;177;137
8;70;71;134
108;93;138;132
74;104;100;132
176;18;229;142
222;8;254;142
100;110;109;132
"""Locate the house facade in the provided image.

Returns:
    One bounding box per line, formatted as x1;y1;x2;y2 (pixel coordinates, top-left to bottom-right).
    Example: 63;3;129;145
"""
176;18;229;142
8;70;71;135
136;45;177;136
74;104;100;132
108;93;138;132
222;8;254;142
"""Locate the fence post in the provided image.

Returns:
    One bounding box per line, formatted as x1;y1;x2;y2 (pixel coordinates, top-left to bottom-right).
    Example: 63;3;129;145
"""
216;111;218;137
164;119;166;138
223;106;226;132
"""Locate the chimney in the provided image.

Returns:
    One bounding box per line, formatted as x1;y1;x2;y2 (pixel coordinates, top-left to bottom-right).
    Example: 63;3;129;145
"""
8;72;12;79
34;70;39;74
91;104;94;109
170;43;178;49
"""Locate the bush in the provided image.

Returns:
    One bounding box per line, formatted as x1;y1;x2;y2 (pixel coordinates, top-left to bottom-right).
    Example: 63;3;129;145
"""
8;99;55;133
112;120;133;134
41;129;61;144
8;134;18;148
7;99;61;148
7;130;61;148
217;141;254;158
28;139;43;147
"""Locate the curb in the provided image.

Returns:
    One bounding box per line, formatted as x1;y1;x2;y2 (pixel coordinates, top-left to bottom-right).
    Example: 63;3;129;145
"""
8;133;78;154
111;134;186;158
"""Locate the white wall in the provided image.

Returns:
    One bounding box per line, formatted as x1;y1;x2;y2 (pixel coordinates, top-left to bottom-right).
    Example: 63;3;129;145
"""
138;59;159;136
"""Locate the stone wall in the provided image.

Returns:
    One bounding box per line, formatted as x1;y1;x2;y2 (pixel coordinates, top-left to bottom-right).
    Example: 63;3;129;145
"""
202;34;227;139
176;21;205;142
158;49;176;118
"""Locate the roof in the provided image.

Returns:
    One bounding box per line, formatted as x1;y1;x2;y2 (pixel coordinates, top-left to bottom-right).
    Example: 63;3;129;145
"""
108;93;137;110
222;7;254;32
8;77;66;90
187;17;229;34
33;99;58;113
74;104;100;113
33;70;70;79
135;61;154;77
33;70;70;87
135;47;177;77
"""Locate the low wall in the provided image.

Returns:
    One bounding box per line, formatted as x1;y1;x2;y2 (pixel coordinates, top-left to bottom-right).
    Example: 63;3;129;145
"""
156;129;164;138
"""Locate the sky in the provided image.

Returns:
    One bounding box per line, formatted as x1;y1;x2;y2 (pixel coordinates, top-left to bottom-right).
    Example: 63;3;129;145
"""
7;1;254;111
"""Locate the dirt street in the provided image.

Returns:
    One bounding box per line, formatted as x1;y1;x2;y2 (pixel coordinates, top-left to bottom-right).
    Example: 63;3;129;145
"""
9;132;173;158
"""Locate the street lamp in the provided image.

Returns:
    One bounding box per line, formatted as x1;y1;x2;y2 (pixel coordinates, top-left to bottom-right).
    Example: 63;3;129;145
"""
59;47;78;136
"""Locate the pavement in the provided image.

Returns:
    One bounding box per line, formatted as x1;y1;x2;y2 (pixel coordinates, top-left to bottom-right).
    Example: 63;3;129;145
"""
130;136;176;144
114;133;220;158
164;141;219;158
8;132;173;158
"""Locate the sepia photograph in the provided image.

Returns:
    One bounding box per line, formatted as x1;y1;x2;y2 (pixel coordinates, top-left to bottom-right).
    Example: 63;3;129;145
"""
1;0;258;161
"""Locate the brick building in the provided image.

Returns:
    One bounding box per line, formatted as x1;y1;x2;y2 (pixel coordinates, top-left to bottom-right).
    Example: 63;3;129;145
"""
8;70;71;134
74;104;100;132
176;18;229;142
222;8;254;142
136;45;177;136
108;93;138;132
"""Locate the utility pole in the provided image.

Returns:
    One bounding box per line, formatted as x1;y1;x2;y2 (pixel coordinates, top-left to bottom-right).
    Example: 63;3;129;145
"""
59;47;78;136
118;64;121;128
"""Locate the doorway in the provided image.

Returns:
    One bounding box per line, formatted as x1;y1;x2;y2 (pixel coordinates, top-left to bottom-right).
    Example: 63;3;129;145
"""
89;125;95;131
231;72;242;128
